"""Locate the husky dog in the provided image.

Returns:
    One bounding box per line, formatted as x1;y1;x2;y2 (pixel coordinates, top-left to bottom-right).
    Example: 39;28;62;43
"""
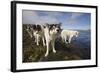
26;24;33;38
25;23;62;57
61;30;79;43
32;24;46;46
26;24;45;46
43;23;61;57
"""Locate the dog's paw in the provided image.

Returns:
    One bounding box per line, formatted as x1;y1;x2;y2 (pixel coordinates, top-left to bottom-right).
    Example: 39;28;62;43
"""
53;49;56;53
37;43;39;46
45;53;48;57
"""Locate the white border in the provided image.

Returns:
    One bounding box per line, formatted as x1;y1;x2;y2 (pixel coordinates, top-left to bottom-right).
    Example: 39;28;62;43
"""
16;4;96;70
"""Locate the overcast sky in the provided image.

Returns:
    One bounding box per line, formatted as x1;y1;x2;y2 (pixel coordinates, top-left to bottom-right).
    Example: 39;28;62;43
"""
22;10;91;30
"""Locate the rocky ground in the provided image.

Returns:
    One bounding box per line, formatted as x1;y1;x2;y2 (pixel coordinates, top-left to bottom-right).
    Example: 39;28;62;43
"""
22;25;90;63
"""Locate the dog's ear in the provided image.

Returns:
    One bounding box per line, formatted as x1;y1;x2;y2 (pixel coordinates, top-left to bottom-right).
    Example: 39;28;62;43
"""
32;24;36;30
37;25;42;31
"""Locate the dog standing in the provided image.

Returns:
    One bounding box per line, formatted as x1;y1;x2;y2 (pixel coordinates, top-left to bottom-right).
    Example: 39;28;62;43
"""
43;23;61;57
26;24;45;46
61;30;79;43
25;23;62;57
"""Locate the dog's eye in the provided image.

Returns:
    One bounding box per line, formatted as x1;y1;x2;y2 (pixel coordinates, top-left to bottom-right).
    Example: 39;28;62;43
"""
43;26;46;28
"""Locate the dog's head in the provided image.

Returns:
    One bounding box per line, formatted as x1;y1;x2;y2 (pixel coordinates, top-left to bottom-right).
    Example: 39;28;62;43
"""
32;24;42;34
75;31;79;37
49;23;62;33
26;24;34;33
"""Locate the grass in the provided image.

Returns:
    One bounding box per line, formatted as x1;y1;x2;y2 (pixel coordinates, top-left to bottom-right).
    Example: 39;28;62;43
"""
22;25;90;63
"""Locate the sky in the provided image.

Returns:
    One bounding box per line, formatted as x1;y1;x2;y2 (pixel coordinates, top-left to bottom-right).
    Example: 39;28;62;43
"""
22;10;91;30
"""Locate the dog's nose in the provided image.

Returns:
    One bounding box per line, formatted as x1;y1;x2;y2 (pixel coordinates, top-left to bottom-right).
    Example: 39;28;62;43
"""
57;29;59;32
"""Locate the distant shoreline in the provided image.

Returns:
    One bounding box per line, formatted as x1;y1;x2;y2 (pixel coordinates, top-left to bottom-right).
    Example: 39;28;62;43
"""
62;29;91;32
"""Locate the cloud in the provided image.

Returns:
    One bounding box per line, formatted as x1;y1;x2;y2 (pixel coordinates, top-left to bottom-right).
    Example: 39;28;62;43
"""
65;13;84;25
22;10;39;24
22;10;61;24
39;16;58;24
22;10;85;28
71;13;83;19
42;11;64;17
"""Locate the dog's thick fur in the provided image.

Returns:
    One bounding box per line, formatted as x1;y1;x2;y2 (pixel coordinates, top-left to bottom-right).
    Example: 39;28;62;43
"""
25;24;80;57
61;30;79;43
43;23;61;57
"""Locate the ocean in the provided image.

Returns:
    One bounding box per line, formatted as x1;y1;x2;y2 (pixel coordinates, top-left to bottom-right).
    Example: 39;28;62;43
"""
74;30;91;49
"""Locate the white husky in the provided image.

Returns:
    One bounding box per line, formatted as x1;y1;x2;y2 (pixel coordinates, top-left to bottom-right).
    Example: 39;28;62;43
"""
61;30;79;43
